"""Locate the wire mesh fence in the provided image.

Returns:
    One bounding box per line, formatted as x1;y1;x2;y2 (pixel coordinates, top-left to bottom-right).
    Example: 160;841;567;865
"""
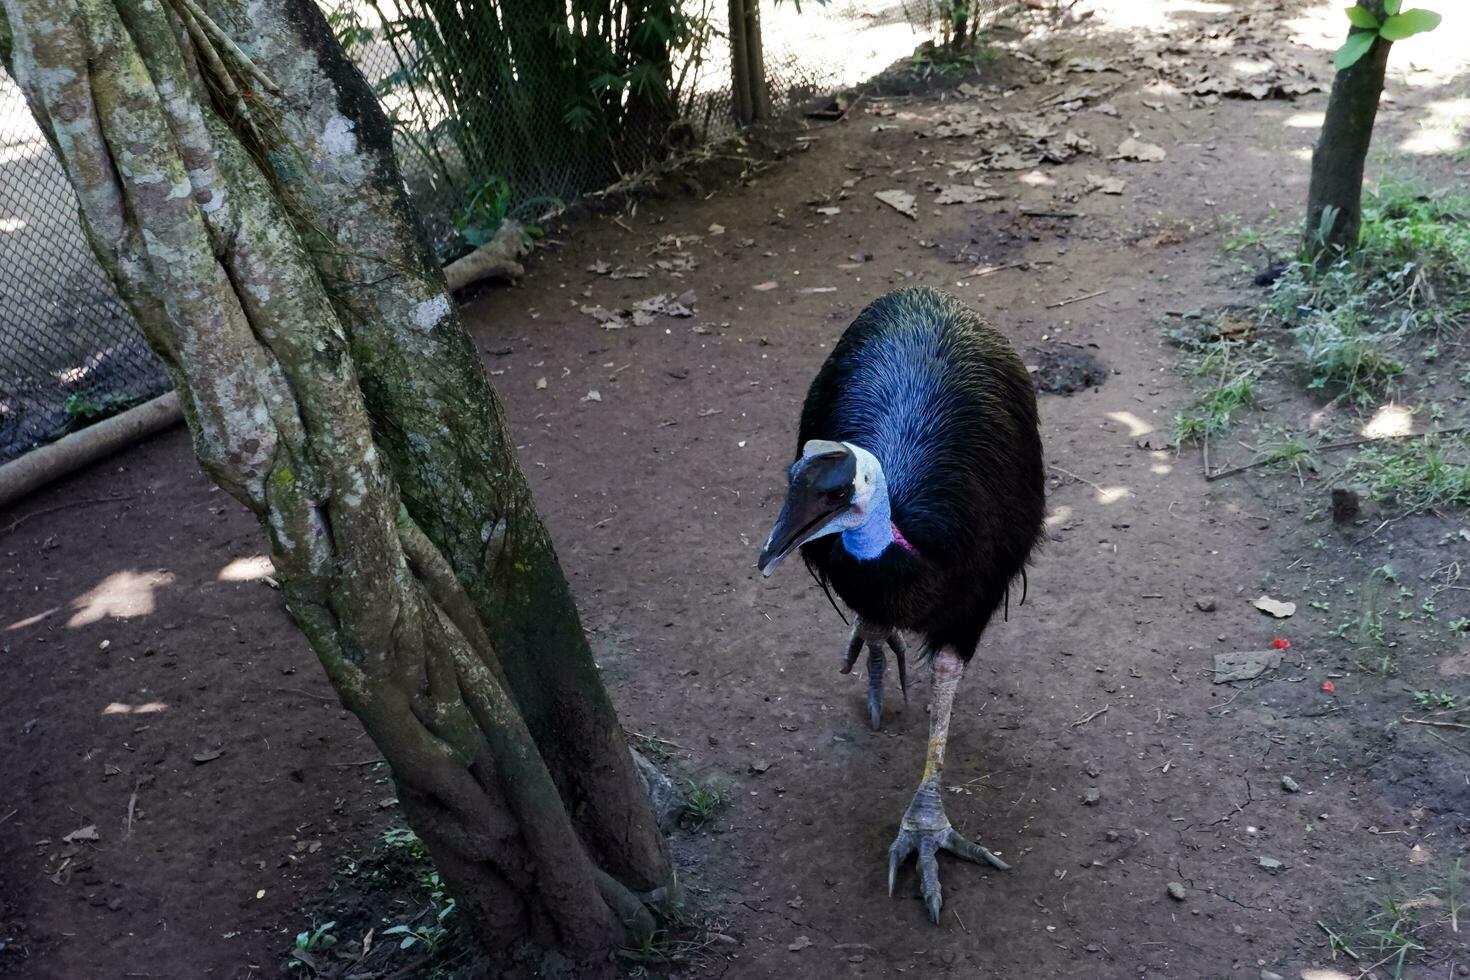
0;0;940;465
0;72;173;465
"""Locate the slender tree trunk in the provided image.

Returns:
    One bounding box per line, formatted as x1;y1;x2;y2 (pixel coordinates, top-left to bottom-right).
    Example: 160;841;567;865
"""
729;0;753;124
0;0;673;966
744;0;770;121
729;0;768;125
1304;0;1391;263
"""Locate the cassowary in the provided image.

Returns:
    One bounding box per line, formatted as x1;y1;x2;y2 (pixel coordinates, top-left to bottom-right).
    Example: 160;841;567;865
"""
758;287;1044;922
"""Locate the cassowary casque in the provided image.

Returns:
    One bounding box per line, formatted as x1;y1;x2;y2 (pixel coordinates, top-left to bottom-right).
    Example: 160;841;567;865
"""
758;287;1044;922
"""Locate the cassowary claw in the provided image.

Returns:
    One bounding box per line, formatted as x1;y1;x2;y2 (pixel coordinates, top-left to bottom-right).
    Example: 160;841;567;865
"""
887;826;1010;924
838;619;908;730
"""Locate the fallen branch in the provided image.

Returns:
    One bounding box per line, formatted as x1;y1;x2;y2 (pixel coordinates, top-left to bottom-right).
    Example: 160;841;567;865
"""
275;687;337;703
1402;715;1470;731
1046;289;1108;309
963;259;1031;279
1318;919;1361;961
443;221;529;291
627;730;687;750
125;778;141;838
3;493;140;535
1070;703;1110;728
1048;464;1106;494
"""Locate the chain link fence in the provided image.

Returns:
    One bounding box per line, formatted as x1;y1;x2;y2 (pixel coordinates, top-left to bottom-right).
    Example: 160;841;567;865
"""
0;73;173;465
0;0;940;465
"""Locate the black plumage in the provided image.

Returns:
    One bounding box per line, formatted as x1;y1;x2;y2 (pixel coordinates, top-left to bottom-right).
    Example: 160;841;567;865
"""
796;287;1045;659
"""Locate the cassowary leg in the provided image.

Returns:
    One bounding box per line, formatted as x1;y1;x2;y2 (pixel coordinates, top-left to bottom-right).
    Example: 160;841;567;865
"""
887;647;1009;923
838;617;908;731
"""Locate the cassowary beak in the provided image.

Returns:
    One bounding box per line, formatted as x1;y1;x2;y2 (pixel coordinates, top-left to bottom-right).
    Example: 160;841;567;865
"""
757;492;847;577
757;441;857;577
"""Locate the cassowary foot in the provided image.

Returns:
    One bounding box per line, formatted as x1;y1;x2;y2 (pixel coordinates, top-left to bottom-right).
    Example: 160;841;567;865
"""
887;779;1009;923
838;620;908;730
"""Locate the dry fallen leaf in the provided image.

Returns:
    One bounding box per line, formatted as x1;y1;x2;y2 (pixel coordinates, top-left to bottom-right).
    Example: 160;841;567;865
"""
934;184;1001;205
752;281;778;291
1252;595;1296;619
1114;137;1167;162
788;936;812;952
63;824;100;843
192;748;224;764
582;390;602;403
814;206;841;216
707;223;725;235
873;189;918;219
535;377;548;390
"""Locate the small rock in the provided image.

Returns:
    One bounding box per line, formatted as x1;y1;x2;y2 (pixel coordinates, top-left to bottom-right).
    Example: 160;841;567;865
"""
788;935;812;952
1194;597;1217;612
1082;787;1102;806
1213;650;1283;683
1280;775;1300;793
1105;830;1120;843
1167;882;1186;901
1257;856;1284;871
1261;971;1285;980
749;759;771;774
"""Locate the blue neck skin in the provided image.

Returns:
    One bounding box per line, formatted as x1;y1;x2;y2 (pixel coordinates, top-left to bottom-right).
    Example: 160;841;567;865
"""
841;478;894;560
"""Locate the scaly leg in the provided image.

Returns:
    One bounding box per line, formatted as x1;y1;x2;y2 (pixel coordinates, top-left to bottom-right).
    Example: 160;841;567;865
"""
838;617;908;730
887;646;1009;923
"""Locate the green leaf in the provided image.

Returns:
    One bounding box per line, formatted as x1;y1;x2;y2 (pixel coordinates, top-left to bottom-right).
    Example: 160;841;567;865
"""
1345;6;1380;27
1384;0;1402;14
1379;8;1441;39
1334;31;1376;69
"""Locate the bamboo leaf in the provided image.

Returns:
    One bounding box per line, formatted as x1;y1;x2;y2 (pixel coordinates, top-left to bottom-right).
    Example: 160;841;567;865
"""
1378;8;1441;40
1345;6;1380;27
1334;30;1376;69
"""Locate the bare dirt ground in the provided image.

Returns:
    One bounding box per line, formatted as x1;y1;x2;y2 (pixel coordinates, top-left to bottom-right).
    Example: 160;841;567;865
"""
2;2;1468;978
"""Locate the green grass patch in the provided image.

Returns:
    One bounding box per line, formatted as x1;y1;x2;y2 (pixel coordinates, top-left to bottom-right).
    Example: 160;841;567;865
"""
287;825;482;978
1347;431;1470;513
681;779;730;828
1166;314;1268;444
1262;179;1470;404
1291;311;1405;404
1173;370;1259;444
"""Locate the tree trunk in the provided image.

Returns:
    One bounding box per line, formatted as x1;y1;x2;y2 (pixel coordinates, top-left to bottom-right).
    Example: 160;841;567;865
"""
744;0;771;121
1304;0;1391;263
729;0;768;125
0;0;674;967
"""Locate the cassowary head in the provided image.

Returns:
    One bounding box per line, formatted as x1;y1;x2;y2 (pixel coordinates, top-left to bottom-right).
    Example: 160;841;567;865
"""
758;439;887;576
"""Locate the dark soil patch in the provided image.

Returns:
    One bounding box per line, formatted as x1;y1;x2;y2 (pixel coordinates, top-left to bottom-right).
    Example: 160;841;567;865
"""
1028;344;1108;394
